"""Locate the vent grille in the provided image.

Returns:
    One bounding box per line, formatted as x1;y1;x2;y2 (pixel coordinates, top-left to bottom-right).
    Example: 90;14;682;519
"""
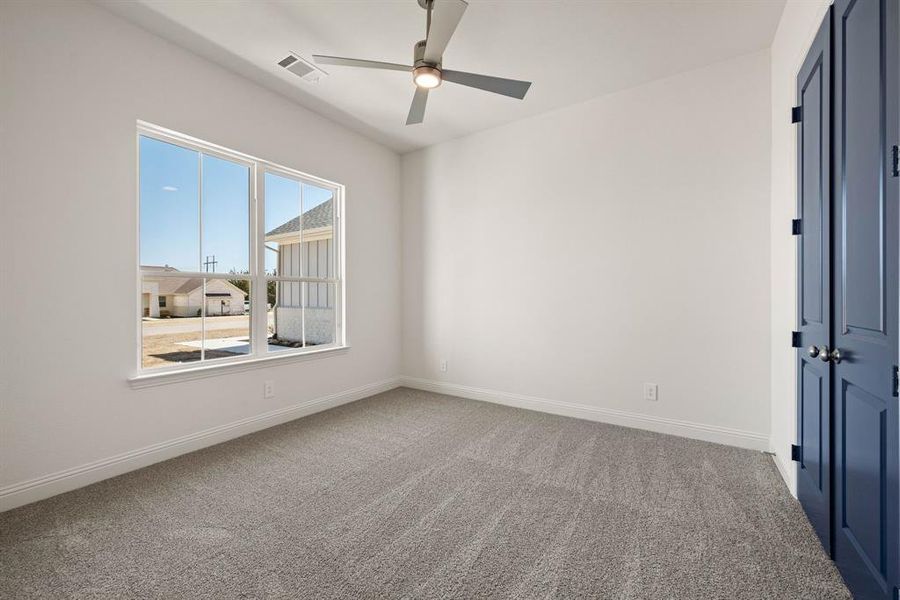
277;53;325;83
286;61;315;78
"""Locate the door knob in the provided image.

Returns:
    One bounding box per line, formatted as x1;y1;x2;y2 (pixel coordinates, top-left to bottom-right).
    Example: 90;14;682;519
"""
817;346;842;364
807;345;820;358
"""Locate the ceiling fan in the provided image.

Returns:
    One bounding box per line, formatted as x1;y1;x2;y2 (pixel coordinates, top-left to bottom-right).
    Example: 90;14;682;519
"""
312;0;532;125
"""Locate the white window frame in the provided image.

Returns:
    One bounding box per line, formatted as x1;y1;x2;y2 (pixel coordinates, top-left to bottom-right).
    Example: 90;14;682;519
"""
132;121;346;386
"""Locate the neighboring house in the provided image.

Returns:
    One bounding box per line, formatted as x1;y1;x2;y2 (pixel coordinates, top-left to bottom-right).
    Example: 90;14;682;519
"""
141;266;247;318
265;198;334;344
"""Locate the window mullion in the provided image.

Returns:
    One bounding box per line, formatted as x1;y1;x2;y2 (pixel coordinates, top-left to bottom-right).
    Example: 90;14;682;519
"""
200;278;206;362
198;153;203;274
253;165;267;358
301;281;307;348
299;178;305;348
333;190;342;346
199;153;205;362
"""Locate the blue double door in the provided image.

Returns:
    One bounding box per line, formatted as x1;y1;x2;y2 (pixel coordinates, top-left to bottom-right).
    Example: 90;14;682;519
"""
795;1;899;598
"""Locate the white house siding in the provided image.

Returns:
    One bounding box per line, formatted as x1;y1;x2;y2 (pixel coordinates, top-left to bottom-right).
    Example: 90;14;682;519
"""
141;281;160;318
275;238;334;344
168;281;245;318
205;297;233;317
157;295;173;317
169;293;195;318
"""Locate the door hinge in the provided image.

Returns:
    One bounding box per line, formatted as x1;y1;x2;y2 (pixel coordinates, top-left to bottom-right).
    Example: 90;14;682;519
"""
792;331;802;348
791;444;803;462
891;145;899;177
791;106;802;123
893;366;898;397
791;219;802;235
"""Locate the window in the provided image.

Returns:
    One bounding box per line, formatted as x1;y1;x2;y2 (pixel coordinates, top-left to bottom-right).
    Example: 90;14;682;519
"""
263;171;337;351
137;123;344;373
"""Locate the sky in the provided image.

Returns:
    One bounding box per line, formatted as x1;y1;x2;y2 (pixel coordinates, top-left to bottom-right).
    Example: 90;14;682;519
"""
139;135;332;276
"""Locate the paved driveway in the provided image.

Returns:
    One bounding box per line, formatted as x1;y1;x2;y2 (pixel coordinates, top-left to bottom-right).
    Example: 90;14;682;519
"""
142;314;272;335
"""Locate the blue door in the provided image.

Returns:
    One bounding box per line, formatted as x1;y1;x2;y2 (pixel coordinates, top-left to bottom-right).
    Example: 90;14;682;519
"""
831;0;899;598
796;10;833;554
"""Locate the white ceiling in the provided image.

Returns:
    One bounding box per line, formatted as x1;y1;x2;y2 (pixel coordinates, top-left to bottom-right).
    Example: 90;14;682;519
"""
101;0;786;153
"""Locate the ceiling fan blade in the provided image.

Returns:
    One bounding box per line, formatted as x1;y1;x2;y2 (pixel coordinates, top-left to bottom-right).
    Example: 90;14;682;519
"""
406;87;429;125
442;69;532;99
312;55;412;72
423;0;468;64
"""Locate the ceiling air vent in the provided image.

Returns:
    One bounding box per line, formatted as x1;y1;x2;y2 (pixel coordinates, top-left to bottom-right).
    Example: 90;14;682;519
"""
277;52;326;83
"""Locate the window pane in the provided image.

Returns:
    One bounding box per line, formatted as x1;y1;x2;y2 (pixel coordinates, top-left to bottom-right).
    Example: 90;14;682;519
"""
268;278;302;351
202;155;250;274
303;281;336;346
301;183;335;281
264;173;301;276
141;275;202;368
203;279;251;360
139;136;199;272
267;280;335;351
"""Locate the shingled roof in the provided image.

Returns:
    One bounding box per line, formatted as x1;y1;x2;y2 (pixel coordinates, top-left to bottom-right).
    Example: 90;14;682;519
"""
265;198;333;238
155;277;205;295
140;266;247;297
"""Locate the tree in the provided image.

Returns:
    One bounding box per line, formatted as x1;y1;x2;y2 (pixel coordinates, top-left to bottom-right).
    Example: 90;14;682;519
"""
228;270;277;308
228;270;250;296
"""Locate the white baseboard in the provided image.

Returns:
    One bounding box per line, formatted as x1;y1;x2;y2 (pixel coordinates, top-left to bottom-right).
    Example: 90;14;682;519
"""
769;449;798;498
0;377;401;512
1;376;771;512
400;376;770;452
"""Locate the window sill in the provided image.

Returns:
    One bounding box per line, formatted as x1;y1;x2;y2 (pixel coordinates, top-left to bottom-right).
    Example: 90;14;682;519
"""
129;345;350;389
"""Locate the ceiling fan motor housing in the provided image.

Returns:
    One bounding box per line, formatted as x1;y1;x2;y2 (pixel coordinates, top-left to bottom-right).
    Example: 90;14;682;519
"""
412;39;442;88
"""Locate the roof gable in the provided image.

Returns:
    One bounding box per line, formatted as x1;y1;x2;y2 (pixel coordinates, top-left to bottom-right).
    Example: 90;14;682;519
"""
265;198;333;238
141;268;247;298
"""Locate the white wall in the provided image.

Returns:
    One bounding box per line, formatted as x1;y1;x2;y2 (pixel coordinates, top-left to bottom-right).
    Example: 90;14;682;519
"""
0;1;401;509
768;0;832;494
401;51;773;449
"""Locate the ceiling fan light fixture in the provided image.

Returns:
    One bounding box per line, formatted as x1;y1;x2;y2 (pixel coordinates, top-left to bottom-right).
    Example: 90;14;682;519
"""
413;65;442;89
314;0;532;125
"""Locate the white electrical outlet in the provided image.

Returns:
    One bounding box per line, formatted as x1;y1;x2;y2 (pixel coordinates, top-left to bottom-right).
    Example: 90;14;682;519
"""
263;380;275;399
440;359;448;372
643;383;658;401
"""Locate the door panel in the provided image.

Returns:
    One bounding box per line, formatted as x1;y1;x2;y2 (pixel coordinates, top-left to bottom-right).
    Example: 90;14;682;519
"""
796;11;833;554
842;0;886;336
802;64;825;327
832;1;899;598
801;365;825;491
841;382;887;573
800;359;831;548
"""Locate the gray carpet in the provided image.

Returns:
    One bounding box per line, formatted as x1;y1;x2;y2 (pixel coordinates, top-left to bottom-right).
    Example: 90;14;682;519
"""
1;387;849;599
